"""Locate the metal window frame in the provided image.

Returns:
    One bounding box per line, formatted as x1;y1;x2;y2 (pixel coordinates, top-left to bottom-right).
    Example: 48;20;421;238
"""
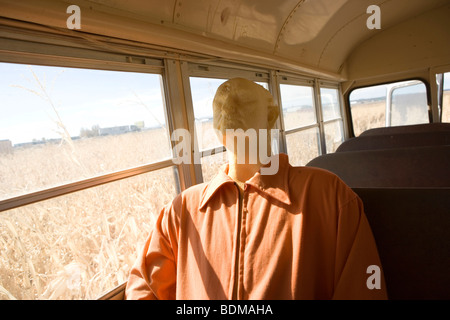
278;80;319;130
0;159;175;212
386;80;427;127
318;84;345;152
278;75;324;157
347;76;440;136
0;27;182;212
430;65;450;123
277;75;344;157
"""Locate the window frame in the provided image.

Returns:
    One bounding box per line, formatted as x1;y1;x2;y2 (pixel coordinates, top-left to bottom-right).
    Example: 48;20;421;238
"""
348;78;432;137
318;83;345;153
387;80;430;126
0;28;180;213
278;75;344;163
278;77;321;163
437;71;450;123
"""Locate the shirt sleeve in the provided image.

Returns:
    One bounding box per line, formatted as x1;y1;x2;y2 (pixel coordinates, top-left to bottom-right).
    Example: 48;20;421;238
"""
332;195;388;300
124;204;177;300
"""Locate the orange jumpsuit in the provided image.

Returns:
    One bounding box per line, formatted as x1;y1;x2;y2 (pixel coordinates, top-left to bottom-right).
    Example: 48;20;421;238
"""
125;153;387;299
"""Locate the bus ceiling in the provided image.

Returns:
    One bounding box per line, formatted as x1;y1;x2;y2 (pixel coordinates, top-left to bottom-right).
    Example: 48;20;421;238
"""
0;0;449;84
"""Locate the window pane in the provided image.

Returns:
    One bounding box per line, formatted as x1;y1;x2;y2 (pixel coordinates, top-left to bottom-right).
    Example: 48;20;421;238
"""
324;120;344;153
190;77;226;152
350;80;429;136
391;82;428;126
0;63;170;200
0;166;179;300
442;73;450;123
285;127;320;166
200;151;228;182
320;88;341;121
350;84;387;136
280;84;316;130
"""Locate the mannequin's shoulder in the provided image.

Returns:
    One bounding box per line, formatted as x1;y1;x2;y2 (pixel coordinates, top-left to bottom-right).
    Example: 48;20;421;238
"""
177;182;208;202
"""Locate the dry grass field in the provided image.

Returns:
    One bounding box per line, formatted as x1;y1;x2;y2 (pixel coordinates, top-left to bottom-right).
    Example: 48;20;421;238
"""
351;101;385;136
0;129;178;300
1;91;448;300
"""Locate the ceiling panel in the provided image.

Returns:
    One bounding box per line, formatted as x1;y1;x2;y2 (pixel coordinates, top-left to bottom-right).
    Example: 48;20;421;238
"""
1;0;449;76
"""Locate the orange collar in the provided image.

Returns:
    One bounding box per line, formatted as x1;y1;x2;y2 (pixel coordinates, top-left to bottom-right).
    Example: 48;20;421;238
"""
199;153;292;209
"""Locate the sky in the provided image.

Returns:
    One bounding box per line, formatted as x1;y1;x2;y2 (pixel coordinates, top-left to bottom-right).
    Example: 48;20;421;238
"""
190;77;226;120
0;62;167;145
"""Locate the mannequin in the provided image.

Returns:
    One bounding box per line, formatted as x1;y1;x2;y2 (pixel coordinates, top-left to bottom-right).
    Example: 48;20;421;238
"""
125;78;387;300
212;77;279;187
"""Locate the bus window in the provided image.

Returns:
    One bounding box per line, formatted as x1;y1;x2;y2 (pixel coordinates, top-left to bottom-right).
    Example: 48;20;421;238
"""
443;73;450;123
0;62;179;300
0;62;171;201
189;77;228;182
350;80;429;136
349;84;386;136
189;77;269;182
390;82;428;126
0;167;178;300
285;127;320;165
320;87;344;153
189;77;226;153
321;88;341;121
280;84;320;165
280;84;316;130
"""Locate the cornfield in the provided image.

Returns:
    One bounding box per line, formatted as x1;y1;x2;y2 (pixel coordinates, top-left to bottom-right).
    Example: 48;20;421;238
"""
0;129;178;300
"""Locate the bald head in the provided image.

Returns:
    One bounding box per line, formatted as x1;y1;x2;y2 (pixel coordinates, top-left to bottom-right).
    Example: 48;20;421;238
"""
213;78;279;133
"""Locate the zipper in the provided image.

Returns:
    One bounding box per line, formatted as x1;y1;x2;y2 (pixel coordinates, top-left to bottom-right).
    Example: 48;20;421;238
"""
231;182;244;300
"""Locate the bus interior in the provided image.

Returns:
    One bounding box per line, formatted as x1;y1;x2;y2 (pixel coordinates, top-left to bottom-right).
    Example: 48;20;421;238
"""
0;0;449;300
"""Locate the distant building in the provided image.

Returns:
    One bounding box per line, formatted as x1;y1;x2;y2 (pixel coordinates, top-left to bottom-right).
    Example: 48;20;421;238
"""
134;121;145;129
98;125;140;136
0;139;13;154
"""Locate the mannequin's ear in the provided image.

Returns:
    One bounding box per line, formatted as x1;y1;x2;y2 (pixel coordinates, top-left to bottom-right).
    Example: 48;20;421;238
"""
267;104;279;129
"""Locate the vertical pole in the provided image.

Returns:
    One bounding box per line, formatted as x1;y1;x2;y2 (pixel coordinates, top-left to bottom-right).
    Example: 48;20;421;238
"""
163;58;197;190
314;79;327;155
269;70;287;155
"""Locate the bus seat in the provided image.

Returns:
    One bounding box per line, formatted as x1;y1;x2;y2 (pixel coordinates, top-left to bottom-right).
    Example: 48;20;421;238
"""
353;187;450;299
359;123;450;137
306;145;450;188
336;131;450;152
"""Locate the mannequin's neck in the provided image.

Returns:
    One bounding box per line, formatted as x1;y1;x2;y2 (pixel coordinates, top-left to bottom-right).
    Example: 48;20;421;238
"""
226;136;271;183
227;154;262;184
